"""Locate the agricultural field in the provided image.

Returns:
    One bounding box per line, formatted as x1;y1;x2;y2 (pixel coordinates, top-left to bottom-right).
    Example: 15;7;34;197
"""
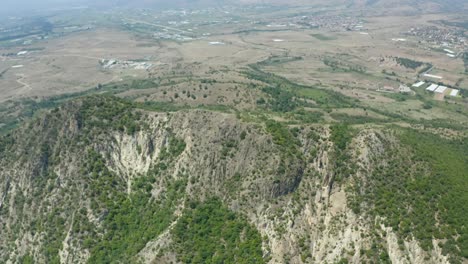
0;2;467;141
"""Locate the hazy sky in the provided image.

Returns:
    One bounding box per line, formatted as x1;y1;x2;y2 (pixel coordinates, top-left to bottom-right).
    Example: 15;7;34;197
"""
1;0;91;14
0;0;225;15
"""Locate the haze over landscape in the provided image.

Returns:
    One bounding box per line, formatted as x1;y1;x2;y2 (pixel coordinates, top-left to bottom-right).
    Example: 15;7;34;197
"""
0;0;467;263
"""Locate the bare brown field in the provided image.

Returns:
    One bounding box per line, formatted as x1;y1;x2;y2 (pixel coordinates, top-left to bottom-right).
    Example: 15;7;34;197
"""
0;29;160;101
0;9;466;126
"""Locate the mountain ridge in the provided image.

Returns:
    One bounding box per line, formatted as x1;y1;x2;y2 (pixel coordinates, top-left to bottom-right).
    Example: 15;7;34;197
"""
1;95;466;263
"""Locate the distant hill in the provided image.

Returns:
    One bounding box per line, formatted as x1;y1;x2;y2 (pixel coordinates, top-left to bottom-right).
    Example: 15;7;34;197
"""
358;0;467;11
1;0;466;15
91;0;468;13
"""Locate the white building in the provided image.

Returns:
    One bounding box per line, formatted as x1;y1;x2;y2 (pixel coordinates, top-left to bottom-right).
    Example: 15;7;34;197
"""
423;74;443;79
399;84;412;93
450;89;459;96
412;81;425;88
426;84;438;92
435;86;447;94
444;49;455;54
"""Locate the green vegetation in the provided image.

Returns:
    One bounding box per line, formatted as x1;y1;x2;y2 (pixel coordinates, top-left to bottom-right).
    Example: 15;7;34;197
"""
0;71;167;134
159;135;187;160
8;95;192;263
463;52;468;73
138;100;188;112
290;109;324;123
360;239;391;264
296;87;352;107
261;86;298;112
330;124;352;152
0;92;86;134
79;96;142;135
256;56;303;67
383;92;410;102
172;198;265;264
221;139;238;159
22;171;68;264
41;212;66;263
0;76;236;135
323;57;366;74
263;119;305;185
330;124;354;183
0;80;136;134
246;61;353;111
84;150;187;263
20;255;34;264
130;79;158;90
265;119;301;158
310;33;336;41
352;129;468;262
245;66;301;112
395;57;424;69
0;95;194;263
330;112;387;124
0;133;14;158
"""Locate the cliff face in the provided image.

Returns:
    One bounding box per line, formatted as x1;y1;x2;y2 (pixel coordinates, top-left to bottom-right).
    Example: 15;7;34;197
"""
0;96;457;263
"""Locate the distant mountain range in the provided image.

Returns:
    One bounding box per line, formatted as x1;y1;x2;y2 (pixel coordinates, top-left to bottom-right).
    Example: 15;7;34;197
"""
106;0;468;10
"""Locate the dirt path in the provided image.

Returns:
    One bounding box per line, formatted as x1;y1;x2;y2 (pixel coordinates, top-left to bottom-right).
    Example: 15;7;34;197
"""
15;74;32;90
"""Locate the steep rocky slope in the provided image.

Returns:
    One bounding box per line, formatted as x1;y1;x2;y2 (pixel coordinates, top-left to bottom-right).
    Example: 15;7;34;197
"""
0;96;466;263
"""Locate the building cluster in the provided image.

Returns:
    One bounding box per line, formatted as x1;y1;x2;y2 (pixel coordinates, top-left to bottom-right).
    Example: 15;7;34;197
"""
413;81;460;97
153;32;193;41
378;81;461;98
378;84;413;94
99;59;152;70
294;15;364;31
406;26;466;48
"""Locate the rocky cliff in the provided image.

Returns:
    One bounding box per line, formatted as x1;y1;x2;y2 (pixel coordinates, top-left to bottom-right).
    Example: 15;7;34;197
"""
0;96;466;264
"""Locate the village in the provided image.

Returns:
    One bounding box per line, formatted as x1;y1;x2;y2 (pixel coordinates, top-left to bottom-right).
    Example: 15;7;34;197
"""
406;25;467;50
